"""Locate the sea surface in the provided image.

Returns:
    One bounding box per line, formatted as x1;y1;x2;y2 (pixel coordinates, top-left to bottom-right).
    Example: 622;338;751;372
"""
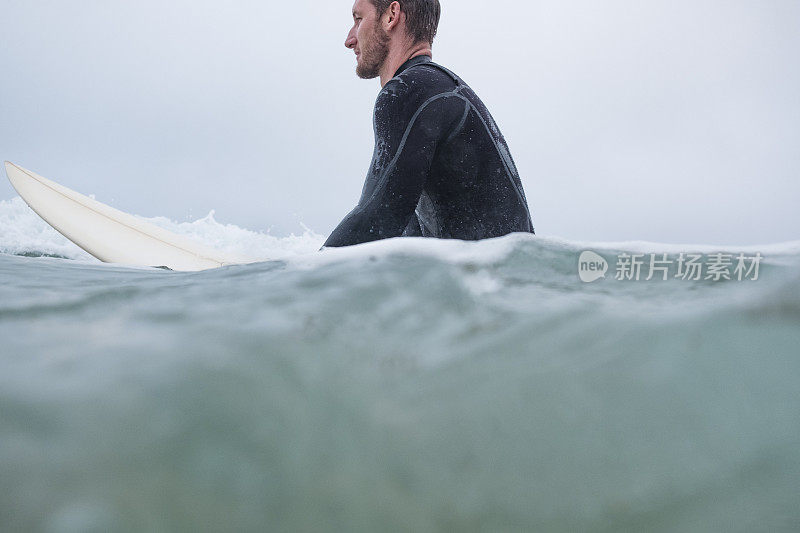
1;196;799;532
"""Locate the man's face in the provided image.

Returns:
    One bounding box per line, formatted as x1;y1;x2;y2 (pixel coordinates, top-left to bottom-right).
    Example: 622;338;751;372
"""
346;0;390;79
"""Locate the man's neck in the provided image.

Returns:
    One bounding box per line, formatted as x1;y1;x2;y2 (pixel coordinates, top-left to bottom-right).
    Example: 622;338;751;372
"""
380;43;433;87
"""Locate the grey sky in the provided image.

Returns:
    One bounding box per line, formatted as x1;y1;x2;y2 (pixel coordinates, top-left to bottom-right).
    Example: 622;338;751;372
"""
2;0;798;245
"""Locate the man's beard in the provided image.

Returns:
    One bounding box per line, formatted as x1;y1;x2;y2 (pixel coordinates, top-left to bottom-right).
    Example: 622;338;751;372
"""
356;25;390;79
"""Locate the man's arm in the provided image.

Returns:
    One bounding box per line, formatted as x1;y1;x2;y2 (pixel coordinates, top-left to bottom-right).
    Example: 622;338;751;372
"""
324;80;458;248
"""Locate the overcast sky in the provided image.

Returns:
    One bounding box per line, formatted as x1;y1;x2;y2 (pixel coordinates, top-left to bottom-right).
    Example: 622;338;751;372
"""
1;0;798;245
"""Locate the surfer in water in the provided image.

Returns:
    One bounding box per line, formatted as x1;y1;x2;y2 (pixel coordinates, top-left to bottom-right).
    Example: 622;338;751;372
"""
324;0;535;247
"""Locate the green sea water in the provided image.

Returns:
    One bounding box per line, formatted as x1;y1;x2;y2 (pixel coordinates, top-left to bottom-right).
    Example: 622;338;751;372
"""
1;233;799;532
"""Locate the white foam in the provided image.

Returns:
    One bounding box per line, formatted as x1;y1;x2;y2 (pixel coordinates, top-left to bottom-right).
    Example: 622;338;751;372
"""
0;195;326;264
3;194;799;270
0;197;94;260
285;232;535;271
137;210;325;261
547;235;800;256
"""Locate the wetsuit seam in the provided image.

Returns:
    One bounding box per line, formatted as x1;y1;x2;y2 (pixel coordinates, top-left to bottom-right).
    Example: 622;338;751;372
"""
458;98;529;216
445;100;471;145
417;91;529;216
362;90;462;212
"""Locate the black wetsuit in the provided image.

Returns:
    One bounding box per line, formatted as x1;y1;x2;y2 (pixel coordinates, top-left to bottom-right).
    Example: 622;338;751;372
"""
324;55;535;247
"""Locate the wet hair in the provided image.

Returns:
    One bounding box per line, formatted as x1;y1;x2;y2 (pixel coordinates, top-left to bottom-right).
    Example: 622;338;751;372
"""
370;0;441;45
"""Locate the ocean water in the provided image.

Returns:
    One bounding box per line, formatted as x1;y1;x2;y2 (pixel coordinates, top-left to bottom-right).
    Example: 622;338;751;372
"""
1;196;799;532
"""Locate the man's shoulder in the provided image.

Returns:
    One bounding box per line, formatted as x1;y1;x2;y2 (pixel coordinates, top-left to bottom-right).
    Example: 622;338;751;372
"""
380;62;458;105
395;60;457;85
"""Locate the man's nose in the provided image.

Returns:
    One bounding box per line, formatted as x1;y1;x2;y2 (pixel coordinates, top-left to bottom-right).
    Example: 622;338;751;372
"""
345;28;357;49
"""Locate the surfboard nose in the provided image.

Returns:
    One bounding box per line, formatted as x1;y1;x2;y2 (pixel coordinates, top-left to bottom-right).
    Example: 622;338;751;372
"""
5;161;24;181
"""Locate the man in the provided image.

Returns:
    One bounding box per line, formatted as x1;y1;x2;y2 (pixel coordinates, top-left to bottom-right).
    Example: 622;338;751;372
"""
324;0;535;248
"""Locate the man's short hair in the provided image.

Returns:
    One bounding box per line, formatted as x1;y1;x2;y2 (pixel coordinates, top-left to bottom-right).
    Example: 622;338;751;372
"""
371;0;441;45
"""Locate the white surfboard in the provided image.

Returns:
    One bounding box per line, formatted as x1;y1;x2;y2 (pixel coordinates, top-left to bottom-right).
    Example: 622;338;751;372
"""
4;161;257;271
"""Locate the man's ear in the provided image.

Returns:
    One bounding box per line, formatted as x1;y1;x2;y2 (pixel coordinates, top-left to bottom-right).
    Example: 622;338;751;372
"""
384;1;403;31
